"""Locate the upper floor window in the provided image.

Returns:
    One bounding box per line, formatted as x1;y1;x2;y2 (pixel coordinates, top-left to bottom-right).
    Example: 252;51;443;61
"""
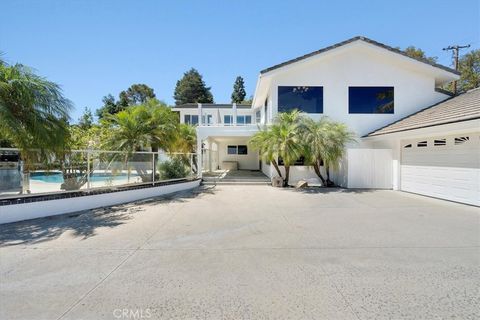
184;114;198;125
202;114;213;125
224;115;233;125
236;115;252;125
278;86;323;113
348;87;394;114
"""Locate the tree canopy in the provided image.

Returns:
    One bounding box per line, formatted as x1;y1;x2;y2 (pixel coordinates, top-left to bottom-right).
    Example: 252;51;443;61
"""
231;76;247;103
118;83;156;107
78;107;93;130
458;49;480;92
402;46;438;63
174;68;213;105
96;84;156;119
0;60;72;153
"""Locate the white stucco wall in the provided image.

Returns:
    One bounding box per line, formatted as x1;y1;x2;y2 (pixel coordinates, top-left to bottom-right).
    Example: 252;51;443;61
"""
0;180;201;224
265;43;451;137
215;138;259;170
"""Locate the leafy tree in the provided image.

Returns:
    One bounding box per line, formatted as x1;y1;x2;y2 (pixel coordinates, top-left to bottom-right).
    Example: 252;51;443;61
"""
78;107;93;129
96;84;155;119
403;46;437;63
242;95;253;105
118;83;155;107
0;60;72;193
457;49;480;92
231;76;246;103
96;94;121;119
174;68;213;105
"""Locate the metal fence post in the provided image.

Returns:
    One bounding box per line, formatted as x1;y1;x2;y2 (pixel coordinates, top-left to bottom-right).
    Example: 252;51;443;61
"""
190;153;193;176
152;152;155;182
86;150;91;190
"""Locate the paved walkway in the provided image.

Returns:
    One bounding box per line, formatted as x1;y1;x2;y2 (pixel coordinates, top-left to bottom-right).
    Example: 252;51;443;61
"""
1;186;479;319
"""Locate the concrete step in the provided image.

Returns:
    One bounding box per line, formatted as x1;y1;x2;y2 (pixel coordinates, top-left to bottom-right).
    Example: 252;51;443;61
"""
203;180;271;185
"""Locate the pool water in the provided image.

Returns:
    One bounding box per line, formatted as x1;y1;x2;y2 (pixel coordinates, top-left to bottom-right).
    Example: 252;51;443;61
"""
30;171;138;183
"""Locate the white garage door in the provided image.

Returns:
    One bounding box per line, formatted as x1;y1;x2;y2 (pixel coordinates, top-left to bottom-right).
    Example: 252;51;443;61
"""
401;133;480;206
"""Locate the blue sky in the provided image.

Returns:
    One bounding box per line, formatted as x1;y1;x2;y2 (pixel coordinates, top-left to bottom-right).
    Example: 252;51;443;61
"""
1;0;479;122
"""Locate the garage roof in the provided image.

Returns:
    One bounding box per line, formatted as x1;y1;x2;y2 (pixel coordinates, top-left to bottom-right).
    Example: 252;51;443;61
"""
365;87;480;137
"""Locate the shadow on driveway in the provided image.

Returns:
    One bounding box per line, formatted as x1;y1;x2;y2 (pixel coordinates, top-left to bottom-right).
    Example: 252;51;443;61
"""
0;186;215;247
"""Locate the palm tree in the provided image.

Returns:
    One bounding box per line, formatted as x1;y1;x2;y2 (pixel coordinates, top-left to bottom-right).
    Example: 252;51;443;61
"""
249;128;283;178
104;99;178;181
171;123;197;173
322;121;355;186
250;110;303;186
302;117;354;186
301;117;329;185
0;60;72;193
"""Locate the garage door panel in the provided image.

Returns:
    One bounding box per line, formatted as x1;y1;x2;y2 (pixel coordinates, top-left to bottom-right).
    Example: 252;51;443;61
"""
401;134;480;206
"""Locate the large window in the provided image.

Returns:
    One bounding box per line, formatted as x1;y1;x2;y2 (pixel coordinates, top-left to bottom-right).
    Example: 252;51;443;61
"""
236;115;252;125
202;114;213;125
184;114;199;125
224;115;233;125
227;145;248;155
348;87;394;114
278;86;323;113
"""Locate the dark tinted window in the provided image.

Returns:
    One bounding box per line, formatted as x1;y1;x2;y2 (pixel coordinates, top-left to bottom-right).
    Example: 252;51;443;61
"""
238;145;248;155
227;146;237;154
224;115;232;125
349;87;394;114
278;156;305;166
184;114;199;125
278;86;323;113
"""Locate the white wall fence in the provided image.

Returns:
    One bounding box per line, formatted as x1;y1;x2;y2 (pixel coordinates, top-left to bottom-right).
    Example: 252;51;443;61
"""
0;179;200;224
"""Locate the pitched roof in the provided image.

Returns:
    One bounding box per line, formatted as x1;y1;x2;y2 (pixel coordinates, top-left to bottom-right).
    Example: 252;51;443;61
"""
260;36;460;75
365;88;480;137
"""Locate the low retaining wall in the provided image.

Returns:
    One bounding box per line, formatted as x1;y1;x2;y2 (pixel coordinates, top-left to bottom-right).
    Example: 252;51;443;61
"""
0;179;201;224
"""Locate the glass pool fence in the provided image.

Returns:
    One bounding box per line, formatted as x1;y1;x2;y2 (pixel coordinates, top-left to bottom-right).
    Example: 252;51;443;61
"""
0;148;198;199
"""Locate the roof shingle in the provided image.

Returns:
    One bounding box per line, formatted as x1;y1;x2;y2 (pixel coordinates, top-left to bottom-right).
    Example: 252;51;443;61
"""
365;88;480;137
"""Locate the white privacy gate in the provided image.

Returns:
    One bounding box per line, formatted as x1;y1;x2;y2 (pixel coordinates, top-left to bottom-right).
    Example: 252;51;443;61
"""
400;133;480;206
347;149;393;189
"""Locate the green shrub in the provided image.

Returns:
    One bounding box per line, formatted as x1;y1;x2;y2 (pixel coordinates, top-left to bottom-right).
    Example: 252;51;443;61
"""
159;157;189;180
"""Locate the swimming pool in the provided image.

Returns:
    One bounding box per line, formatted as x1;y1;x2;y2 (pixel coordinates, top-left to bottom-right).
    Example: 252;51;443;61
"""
30;171;138;183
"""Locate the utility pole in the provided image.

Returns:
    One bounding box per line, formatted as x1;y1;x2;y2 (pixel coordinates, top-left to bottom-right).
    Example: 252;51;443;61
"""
443;44;470;94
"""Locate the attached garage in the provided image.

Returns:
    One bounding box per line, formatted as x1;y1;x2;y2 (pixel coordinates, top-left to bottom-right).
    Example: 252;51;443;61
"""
400;134;480;206
365;87;480;206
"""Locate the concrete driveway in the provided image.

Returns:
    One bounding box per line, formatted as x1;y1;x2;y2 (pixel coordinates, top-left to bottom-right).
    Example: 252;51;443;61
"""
1;186;479;320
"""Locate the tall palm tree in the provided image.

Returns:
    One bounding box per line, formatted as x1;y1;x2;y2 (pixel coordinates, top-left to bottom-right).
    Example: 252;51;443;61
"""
0;60;72;193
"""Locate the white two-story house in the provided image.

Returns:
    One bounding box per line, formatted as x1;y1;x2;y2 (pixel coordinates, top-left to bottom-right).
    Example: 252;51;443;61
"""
172;36;480;206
